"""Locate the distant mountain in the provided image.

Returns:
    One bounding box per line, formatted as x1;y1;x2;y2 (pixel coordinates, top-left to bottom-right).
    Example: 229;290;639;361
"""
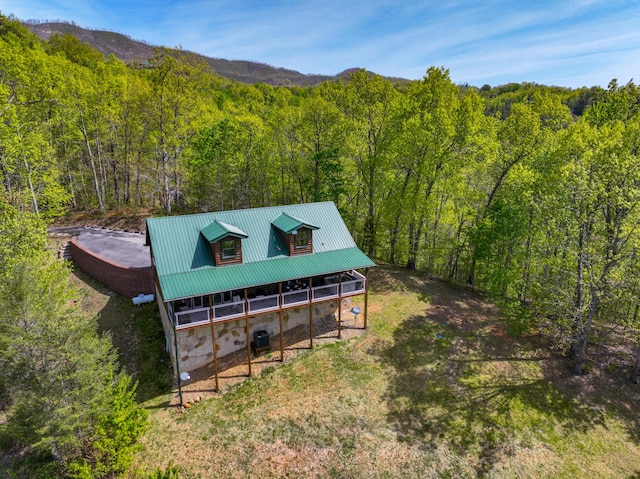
24;21;402;87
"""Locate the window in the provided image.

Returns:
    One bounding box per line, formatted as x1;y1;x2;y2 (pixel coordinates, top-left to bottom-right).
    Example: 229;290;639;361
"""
214;291;232;304
294;229;309;249
221;238;236;259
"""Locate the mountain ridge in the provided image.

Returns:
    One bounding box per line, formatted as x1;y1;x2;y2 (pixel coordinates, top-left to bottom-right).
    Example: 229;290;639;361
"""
24;21;405;86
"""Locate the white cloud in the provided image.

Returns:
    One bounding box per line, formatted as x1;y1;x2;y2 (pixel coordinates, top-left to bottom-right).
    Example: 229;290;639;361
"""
4;0;639;87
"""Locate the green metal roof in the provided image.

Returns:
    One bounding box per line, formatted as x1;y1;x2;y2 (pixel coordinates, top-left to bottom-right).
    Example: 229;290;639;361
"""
200;220;248;243
271;212;319;234
146;202;376;301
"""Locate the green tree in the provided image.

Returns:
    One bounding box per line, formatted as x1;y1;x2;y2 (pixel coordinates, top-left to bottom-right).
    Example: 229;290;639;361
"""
269;90;347;206
338;70;400;256
144;49;216;212
391;67;487;270
467;100;550;285
0;201;147;477
0;23;70;218
48;33;105;69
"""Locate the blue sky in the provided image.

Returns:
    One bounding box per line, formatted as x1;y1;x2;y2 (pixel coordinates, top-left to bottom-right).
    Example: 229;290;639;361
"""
2;0;639;88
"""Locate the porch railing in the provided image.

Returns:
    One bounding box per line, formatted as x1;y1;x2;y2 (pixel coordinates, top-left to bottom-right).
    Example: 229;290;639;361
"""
312;283;339;300
248;293;280;313
282;289;309;307
173;270;366;329
340;270;366;296
213;299;245;321
175;306;210;328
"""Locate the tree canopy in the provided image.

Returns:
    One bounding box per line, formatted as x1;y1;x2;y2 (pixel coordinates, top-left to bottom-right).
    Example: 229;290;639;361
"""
1;18;640;475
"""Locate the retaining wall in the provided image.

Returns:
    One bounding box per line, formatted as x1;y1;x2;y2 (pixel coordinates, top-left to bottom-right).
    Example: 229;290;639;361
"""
69;237;155;298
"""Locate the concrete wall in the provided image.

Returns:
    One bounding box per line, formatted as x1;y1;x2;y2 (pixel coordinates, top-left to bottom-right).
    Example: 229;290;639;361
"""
170;298;350;374
69;237;155;298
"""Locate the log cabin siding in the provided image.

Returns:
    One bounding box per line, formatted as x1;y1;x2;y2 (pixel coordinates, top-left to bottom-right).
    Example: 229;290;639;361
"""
211;236;243;265
288;227;313;255
275;227;313;256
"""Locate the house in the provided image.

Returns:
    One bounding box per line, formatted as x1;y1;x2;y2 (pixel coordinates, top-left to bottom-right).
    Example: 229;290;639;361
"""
146;201;376;390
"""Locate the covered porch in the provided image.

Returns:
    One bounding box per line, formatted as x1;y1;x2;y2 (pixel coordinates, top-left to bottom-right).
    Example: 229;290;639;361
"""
171;269;367;329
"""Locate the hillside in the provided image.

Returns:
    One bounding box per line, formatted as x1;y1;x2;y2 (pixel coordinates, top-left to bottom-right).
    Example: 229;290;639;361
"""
72;263;640;477
25;21;156;64
24;21;390;86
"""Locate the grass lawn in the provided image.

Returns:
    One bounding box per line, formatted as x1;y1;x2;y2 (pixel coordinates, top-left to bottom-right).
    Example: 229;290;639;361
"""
73;264;640;479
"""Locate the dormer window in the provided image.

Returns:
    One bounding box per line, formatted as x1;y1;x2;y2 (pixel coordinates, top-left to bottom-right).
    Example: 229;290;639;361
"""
221;238;237;259
272;212;318;256
294;229;309;249
200;220;248;266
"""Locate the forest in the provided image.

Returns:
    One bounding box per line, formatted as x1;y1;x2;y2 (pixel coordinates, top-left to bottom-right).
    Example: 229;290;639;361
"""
1;13;640;477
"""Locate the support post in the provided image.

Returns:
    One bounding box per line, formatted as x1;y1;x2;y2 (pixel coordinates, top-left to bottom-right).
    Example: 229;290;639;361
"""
172;307;183;405
364;268;370;329
245;290;252;376
309;277;313;348
338;278;342;339
279;283;284;362
208;294;219;392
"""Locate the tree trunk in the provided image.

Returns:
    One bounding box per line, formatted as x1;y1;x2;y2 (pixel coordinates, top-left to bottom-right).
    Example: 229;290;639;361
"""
389;215;401;265
573;285;599;375
406;178;435;271
96;135;108;208
631;341;640;384
123;152;130;205
366;159;376;257
389;170;412;264
243;133;253;209
520;209;534;302
569;223;586;359
111;157;119;206
157;138;171;213
80;117;105;211
313;150;320;202
467;257;476;286
426;192;446;275
448;216;466;281
23;159;40;218
406;217;424;271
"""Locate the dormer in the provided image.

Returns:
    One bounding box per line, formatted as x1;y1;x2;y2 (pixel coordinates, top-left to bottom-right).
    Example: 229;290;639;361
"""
200;220;248;265
271;212;319;256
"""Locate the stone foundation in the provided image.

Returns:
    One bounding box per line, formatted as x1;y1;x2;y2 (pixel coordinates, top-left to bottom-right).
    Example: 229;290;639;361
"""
162;297;352;375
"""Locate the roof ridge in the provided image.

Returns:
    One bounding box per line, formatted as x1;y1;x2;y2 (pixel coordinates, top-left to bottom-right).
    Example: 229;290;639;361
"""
147;200;336;222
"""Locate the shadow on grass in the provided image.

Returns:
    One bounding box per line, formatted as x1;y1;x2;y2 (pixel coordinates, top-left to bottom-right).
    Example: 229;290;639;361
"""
73;270;173;404
365;266;636;476
374;312;608;475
